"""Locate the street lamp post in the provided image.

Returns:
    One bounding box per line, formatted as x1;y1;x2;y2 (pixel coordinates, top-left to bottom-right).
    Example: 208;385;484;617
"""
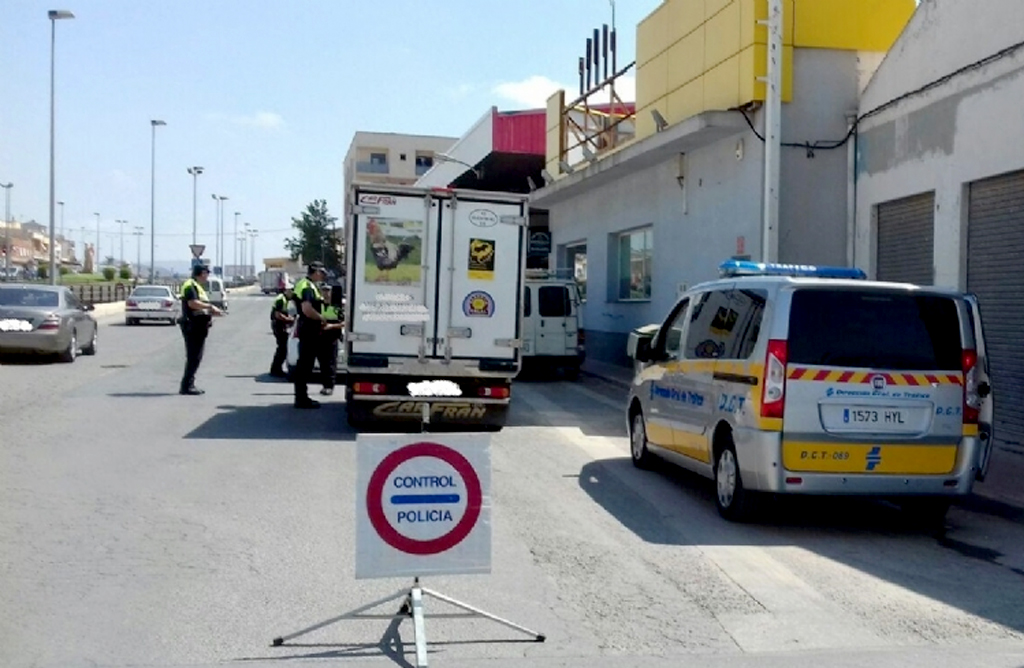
233;211;240;275
211;194;228;274
58;200;65;239
1;182;12;278
133;226;143;277
250;228;258;276
149;119;166;282
48;9;75;284
115;219;127;266
187;166;203;246
93;212;100;269
242;221;250;276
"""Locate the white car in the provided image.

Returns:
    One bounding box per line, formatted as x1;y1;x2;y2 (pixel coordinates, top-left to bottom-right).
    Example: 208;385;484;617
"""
125;285;178;326
207;276;228;311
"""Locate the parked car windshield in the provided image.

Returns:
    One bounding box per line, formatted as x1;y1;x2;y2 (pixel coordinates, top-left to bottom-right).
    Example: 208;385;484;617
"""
0;287;60;307
787;288;962;371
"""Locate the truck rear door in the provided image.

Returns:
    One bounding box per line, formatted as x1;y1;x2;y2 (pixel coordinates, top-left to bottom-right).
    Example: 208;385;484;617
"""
348;190;436;360
435;194;525;363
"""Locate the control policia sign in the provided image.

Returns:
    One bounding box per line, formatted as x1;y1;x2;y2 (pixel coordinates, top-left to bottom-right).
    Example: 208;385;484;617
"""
355;434;491;579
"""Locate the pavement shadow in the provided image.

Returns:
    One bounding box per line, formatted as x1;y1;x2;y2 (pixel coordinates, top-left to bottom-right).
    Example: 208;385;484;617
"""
184;402;357;441
577;455;1024;634
0;353;60;366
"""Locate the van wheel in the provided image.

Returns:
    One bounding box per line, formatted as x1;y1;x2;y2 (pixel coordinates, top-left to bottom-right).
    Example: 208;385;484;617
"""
630;411;655;469
564;363;581;381
715;443;752;522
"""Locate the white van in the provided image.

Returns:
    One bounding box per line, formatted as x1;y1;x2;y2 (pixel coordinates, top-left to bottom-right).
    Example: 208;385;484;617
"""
522;271;585;378
626;260;993;525
206;276;228;311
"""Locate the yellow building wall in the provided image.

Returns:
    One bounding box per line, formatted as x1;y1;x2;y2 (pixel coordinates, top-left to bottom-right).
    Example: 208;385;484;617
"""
634;0;915;140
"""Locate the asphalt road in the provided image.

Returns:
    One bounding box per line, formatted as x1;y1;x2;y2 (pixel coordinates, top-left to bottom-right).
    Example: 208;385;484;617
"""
2;293;1024;668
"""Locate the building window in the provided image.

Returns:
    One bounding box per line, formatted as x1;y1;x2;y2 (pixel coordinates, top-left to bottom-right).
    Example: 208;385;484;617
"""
357;152;389;174
400;153;407;161
616;227;652;301
415;153;434;176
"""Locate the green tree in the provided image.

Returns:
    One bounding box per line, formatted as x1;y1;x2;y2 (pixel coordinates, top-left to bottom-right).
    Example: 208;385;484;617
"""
284;200;340;273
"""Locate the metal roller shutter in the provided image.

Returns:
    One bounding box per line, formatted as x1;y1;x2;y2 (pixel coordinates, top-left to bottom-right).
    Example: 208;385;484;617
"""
968;169;1024;447
876;192;935;285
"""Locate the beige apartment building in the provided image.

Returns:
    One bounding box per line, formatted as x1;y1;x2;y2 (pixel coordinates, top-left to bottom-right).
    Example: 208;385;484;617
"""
343;131;457;197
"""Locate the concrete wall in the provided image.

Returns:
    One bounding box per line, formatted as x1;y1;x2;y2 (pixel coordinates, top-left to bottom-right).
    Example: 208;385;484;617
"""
854;0;1024;288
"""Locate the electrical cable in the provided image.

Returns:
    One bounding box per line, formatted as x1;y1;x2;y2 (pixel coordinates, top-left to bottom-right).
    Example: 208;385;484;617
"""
736;38;1024;156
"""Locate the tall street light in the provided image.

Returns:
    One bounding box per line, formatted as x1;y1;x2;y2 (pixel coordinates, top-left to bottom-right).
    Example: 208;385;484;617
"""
48;9;75;284
115;219;127;266
93;212;100;268
233;211;240;274
211;194;227;274
187;166;203;246
242;221;250;276
250;228;258;276
149;119;166;282
57;200;65;239
2;182;12;278
133;226;143;276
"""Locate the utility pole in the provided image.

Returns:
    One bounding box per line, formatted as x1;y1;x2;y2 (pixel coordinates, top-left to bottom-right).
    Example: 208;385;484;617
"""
149;119;166;283
93;212;100;269
116;219;127;266
1;183;11;278
250;228;258;277
760;0;782;263
133;226;144;277
187;166;204;246
233;211;240;276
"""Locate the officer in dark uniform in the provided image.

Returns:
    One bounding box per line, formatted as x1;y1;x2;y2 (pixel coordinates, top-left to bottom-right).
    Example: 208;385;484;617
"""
269;283;295;378
292;261;328;409
317;284;344;396
179;264;224;395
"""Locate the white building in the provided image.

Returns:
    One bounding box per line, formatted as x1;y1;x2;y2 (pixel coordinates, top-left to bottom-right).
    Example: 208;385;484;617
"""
343;131;457;195
853;0;1024;446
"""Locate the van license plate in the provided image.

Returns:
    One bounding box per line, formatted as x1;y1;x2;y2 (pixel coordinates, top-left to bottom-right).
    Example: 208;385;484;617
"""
820;405;925;433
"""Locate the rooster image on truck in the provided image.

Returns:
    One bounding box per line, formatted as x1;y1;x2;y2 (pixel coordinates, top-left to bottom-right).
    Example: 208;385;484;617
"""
342;184;528;430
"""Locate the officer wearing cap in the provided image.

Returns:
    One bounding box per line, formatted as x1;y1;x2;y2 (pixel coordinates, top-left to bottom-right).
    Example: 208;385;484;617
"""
269;282;295;378
292;261;328;408
317;284;344;396
178;263;224;395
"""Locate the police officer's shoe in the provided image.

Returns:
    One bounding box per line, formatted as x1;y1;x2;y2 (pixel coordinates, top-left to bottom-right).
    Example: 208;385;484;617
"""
294;399;321;409
179;387;205;396
320;387;334;396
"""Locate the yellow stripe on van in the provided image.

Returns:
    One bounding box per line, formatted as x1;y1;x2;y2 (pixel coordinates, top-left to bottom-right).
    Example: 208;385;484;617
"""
782;442;958;475
962;423;979;437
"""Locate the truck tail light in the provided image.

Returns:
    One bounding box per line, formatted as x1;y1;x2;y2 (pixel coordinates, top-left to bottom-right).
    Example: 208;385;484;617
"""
478;386;510;399
962;349;980;425
353;382;386;395
760;339;788;420
38;314;61;331
577;328;586;349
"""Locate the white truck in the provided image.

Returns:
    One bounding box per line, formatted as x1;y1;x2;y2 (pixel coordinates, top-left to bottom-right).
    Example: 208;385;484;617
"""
341;184;528;430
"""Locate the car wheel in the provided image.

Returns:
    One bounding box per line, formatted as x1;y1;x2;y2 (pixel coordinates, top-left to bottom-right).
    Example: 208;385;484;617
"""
82;326;97;355
902;498;952;533
715;442;752;522
59;330;78;363
630;411;655;469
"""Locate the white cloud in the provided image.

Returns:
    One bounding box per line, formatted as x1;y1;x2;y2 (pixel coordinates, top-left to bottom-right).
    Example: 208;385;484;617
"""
234;111;285;129
493;74;636;108
206;111;285;130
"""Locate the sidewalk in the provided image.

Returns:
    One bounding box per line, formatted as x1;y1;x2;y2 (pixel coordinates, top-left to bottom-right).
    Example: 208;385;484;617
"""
578;356;1023;516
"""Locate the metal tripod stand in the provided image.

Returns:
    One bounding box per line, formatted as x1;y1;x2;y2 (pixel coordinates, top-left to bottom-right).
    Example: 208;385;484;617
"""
271;576;545;667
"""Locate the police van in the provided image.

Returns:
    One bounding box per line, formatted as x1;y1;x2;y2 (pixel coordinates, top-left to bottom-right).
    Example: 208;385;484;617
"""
521;270;585;378
626;260;994;524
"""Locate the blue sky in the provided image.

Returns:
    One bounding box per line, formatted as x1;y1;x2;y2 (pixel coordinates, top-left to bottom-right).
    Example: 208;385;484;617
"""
1;0;658;267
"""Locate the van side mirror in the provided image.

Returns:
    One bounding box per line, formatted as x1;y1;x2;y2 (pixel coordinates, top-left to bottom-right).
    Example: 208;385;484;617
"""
627;324;661;363
634;336;654;363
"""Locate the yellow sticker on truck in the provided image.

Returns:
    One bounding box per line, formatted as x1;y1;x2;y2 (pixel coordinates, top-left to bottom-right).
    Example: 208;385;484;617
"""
782;442;958;475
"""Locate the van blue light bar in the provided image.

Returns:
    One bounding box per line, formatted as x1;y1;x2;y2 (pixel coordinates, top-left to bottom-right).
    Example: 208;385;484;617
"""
719;259;867;280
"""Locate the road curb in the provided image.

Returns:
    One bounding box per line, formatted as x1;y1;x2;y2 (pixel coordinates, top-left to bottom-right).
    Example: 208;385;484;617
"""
91;301;125;319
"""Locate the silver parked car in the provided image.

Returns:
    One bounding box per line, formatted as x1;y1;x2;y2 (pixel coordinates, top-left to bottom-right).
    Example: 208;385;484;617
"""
0;284;98;362
126;285;178;325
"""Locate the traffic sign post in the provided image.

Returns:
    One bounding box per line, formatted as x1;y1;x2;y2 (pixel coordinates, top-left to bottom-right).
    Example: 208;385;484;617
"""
270;433;544;665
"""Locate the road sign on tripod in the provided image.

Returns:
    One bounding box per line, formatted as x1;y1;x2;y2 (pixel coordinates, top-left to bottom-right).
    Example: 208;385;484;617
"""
270;433;543;666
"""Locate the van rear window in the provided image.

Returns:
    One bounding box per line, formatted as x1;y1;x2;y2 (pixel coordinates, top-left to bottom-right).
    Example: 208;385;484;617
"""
538;286;570;318
788;289;962;371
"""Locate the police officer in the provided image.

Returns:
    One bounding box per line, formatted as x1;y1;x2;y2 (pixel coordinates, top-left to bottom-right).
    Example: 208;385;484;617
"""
318;284;344;396
269;283;295;378
292;261;328;409
179;264;224;395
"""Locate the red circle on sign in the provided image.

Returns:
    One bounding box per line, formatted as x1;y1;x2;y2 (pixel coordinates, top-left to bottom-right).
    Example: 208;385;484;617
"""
366;442;483;556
